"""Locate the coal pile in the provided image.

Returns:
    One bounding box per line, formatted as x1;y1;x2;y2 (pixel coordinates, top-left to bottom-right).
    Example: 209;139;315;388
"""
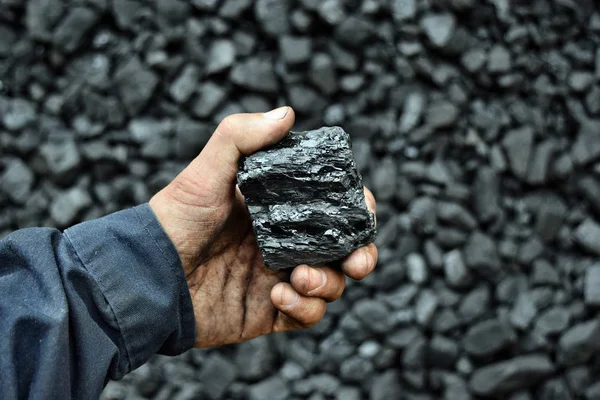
1;0;600;399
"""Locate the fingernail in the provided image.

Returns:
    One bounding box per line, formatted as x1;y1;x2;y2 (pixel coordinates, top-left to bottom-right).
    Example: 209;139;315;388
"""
281;286;299;306
307;268;327;295
264;106;289;120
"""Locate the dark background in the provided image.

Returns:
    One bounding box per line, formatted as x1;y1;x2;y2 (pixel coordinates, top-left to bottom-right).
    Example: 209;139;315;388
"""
1;0;600;399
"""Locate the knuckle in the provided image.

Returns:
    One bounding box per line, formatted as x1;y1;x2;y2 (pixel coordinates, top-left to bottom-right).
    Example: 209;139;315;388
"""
215;114;240;138
302;303;326;327
334;278;346;299
292;265;312;293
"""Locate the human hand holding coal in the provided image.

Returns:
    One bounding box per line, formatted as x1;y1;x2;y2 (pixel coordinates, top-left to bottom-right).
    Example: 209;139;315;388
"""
149;107;378;347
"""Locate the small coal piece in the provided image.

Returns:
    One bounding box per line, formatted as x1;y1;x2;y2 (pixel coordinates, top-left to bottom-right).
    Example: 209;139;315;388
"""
237;126;377;270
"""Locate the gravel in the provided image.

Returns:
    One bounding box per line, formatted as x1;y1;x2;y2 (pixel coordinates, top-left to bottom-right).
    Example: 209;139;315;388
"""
1;1;599;399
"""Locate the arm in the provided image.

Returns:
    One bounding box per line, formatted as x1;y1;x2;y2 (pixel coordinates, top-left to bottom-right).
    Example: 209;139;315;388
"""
0;204;195;399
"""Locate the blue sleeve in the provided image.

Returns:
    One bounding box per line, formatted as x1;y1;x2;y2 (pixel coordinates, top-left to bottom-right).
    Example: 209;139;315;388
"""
0;204;196;399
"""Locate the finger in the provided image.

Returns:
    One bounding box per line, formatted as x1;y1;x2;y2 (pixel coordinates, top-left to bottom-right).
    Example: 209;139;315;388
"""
271;283;327;332
182;107;296;201
341;243;379;280
364;186;377;224
290;265;346;302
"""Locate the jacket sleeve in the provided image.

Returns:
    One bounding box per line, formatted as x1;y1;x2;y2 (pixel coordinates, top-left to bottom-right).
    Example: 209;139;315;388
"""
0;204;196;400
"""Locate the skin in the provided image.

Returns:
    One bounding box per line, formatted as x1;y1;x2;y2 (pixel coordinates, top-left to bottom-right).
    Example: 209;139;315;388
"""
149;107;378;348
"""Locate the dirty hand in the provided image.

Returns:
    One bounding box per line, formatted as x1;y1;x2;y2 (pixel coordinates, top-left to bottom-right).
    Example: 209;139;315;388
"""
149;107;378;347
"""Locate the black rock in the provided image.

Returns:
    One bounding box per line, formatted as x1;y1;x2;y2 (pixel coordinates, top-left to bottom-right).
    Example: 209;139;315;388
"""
399;91;426;134
473;166;501;223
433;308;460;333
469;354;554;396
293;373;340;396
437;201;477;230
2;98;36;131
531;259;560;286
585;382;600;400
585;264;600;306
425;100;460;129
516;237;545;266
534;306;570;336
391;0;417;21
371;371;403;400
579;176;600;217
487;45;512;73
317;0;345;25
527;140;557;185
461;48;487;72
230;57;279;93
401;334;427;368
420;13;456;48
254;0;290;37
443;249;472;288
309;53;338;95
571;120;600;165
427;335;459;368
279;36;312;65
248;376;290;400
458;286;490;323
415;289;438;326
235;337;276;381
574;219;600;256
566;366;591;396
26;0;65;41
353;299;392;334
510;291;538;329
156;0;189;26
174;118;212;160
463;318;516;357
206;40;236;74
463;231;501;280
40;138;81;182
0;158;35;204
335;16;373;48
559;319;600;365
502;126;534;180
128;118;172;144
113;56;159;116
237;127;376;270
197;354;237;400
170;65;200;104
424;240;444;270
50;187;92;227
53;7;99;53
191;0;219;11
287;85;327;115
219;0;252;18
371;157;397;202
537;378;573;400
335;387;361;400
340;355;374;382
568;71;594;92
535;195;567;242
111;0;144;29
585;86;600;114
192;82;227;119
409;197;437;235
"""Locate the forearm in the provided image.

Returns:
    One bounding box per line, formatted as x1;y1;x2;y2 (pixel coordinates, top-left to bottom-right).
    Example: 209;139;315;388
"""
0;204;195;399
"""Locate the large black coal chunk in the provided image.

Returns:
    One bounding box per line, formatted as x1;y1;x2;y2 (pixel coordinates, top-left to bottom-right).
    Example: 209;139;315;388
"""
237;126;377;270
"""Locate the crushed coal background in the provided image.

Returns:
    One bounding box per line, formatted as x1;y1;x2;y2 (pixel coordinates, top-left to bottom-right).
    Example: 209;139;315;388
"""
2;0;600;399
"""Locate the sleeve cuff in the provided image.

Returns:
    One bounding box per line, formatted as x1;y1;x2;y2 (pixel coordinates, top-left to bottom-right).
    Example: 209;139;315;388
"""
64;204;196;374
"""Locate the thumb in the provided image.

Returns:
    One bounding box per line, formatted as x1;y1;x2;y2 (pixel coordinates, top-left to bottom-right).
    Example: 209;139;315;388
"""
180;107;295;201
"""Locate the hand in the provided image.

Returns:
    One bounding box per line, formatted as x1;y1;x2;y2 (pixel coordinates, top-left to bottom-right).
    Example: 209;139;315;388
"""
149;107;378;348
